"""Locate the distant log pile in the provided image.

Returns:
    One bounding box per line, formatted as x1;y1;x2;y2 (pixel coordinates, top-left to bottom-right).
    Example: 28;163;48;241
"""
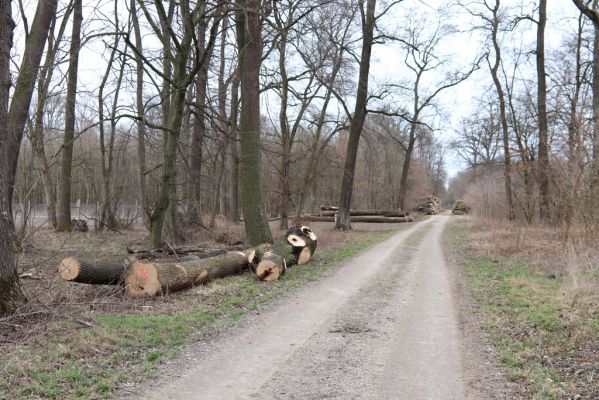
301;206;413;223
452;200;471;215
416;196;440;215
57;225;318;297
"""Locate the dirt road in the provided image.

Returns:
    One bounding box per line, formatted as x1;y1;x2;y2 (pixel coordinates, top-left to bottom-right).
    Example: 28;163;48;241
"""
134;215;495;400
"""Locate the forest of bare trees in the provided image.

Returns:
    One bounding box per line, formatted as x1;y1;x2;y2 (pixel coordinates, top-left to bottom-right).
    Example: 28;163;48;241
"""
1;0;598;316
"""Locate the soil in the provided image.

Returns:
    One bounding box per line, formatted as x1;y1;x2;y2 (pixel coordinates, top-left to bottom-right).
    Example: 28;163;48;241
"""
123;215;511;399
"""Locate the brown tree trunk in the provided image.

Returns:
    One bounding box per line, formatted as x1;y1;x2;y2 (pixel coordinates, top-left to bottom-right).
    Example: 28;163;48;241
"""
398;120;417;210
188;19;210;225
236;0;273;244
131;0;150;225
536;0;550;222
487;0;515;220
229;72;241;222
6;0;58;228
59;257;127;285
56;0;83;232
126;251;251;297
336;0;376;231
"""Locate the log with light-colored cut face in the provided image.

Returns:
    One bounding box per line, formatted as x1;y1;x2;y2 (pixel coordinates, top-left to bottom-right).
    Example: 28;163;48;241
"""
58;257;127;285
125;251;250;297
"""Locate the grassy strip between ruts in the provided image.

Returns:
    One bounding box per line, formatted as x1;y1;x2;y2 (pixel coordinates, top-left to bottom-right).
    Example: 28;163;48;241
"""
446;221;599;400
1;229;396;400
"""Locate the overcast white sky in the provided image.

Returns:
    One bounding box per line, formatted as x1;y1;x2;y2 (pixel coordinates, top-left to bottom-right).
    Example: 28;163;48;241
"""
13;0;583;180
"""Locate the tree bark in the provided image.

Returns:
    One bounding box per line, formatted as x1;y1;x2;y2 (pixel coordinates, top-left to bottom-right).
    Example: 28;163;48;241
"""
30;10;67;230
4;0;57;231
188;18;210;225
229;72;241;222
536;0;550;222
58;257;127;285
0;0;25;316
236;0;273;245
336;0;376;231
487;0;515;220
131;0;150;225
572;0;599;188
126;251;251;297
56;0;83;232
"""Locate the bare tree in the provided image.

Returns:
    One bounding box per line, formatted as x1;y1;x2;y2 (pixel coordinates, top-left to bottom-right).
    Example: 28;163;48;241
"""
130;0;150;224
536;0;550;221
56;0;83;232
236;0;273;244
336;0;377;230
1;0;58;315
135;0;223;247
388;20;477;209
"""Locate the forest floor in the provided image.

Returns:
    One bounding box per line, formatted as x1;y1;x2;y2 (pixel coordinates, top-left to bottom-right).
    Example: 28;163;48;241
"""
0;219;408;399
124;214;511;400
448;217;599;399
2;215;597;399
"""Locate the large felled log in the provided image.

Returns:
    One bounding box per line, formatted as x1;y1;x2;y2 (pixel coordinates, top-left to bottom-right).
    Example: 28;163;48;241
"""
249;244;287;282
301;215;335;222
126;243;246;257
303;215;413;223
285;225;317;262
58;257;128;285
125;251;251;297
319;210;408;217
249;225;319;281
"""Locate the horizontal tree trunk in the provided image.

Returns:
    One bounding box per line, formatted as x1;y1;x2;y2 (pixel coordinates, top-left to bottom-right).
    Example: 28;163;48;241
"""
319;210;408;217
125;251;251;297
303;215;413;223
126;243;246;258
58;257;128;285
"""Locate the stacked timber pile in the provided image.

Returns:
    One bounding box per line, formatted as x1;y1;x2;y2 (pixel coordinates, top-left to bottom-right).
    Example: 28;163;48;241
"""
302;206;413;223
452;200;471;215
416;196;440;215
57;225;318;297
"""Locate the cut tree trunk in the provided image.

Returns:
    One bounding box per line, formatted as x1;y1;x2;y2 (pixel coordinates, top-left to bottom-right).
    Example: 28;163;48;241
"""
320;210;408;217
304;215;413;223
125;251;250;297
58;257;127;285
248;225;318;281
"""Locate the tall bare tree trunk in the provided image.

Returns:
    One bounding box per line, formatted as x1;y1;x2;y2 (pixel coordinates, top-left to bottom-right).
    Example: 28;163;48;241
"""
0;0;26;316
229;72;241;223
398;118;418;210
131;0;150;224
6;0;58;229
236;0;273;244
31;7;71;229
572;1;599;188
56;0;83;231
336;0;376;231
536;0;550;222
188;19;210;226
487;0;514;220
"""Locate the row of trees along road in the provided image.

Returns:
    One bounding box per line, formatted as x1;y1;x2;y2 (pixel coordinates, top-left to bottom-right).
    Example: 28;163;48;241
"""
5;0;559;316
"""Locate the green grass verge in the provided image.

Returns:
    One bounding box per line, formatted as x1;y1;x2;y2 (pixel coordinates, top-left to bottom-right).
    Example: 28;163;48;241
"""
446;223;598;400
1;230;396;400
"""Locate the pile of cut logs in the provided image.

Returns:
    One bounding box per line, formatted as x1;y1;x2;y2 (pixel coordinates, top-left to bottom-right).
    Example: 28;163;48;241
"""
452;200;471;215
57;225;317;297
416;196;440;215
302;206;413;223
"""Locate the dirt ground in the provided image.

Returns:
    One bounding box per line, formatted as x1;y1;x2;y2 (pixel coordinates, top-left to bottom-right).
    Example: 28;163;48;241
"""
1;219;408;348
122;215;510;400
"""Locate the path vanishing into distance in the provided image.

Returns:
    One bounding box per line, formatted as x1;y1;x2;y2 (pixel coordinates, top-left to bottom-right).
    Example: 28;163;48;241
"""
128;215;504;400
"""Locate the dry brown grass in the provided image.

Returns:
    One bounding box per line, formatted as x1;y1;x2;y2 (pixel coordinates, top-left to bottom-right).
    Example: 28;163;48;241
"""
465;217;599;290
